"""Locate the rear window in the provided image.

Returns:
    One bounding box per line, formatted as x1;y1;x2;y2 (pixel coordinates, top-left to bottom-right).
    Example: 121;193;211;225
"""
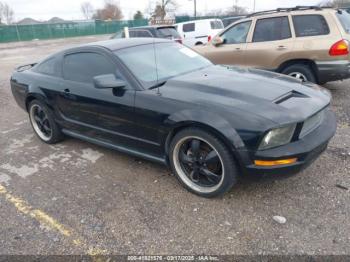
183;23;195;32
35;57;60;76
157;27;181;38
293;15;330;37
253;16;291;42
210;20;224;30
336;11;350;33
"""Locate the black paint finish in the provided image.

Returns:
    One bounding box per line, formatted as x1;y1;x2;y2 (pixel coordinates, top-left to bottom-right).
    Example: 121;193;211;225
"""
10;38;337;177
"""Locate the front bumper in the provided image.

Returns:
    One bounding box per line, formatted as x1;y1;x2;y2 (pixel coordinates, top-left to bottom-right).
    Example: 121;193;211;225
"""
316;60;350;83
243;109;337;177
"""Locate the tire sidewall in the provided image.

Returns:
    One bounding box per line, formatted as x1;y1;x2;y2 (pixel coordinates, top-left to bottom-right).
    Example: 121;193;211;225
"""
282;64;316;83
28;99;62;144
169;128;238;198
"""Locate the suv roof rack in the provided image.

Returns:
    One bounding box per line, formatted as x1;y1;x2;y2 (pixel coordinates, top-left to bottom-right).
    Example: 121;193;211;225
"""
247;6;329;18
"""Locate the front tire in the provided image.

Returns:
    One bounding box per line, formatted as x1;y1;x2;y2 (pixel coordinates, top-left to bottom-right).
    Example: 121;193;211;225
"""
281;64;316;83
28;99;63;144
169;128;238;198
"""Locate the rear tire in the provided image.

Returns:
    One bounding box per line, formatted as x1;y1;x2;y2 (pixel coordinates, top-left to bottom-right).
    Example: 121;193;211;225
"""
28;99;64;144
169;128;239;198
281;64;316;83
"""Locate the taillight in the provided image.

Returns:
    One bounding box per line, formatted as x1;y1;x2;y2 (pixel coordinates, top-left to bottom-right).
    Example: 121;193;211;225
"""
208;35;212;43
329;40;349;56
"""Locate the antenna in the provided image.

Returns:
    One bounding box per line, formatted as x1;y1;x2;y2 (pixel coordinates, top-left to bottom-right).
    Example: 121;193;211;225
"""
152;37;160;95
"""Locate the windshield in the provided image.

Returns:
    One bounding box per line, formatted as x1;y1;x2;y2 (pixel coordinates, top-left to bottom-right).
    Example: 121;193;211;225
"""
115;42;212;89
157;27;181;39
337;11;350;33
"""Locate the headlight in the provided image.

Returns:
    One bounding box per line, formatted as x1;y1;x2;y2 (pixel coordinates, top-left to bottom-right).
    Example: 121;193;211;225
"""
259;124;296;150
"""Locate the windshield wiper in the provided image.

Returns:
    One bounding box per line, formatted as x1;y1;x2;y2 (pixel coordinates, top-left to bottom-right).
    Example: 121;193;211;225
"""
149;81;167;90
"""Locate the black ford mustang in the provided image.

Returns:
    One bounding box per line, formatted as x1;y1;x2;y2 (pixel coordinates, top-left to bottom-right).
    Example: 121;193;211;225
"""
11;38;336;198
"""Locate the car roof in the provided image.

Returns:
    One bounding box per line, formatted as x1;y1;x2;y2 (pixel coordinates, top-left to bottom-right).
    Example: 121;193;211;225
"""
246;6;337;18
175;18;221;25
81;38;172;51
129;25;176;30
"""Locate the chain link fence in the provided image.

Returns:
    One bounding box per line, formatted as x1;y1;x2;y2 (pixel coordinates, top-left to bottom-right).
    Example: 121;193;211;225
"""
0;16;229;43
0;19;148;43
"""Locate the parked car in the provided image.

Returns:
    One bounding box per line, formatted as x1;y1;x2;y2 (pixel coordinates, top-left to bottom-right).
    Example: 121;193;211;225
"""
195;6;350;84
222;16;246;27
11;38;336;197
175;19;224;46
111;25;182;44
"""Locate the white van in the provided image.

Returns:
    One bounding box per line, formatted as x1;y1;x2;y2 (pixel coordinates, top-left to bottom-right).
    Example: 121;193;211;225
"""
175;19;224;47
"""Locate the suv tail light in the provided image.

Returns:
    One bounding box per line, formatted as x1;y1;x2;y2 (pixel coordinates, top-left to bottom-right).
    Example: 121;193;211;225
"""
329;40;349;56
208;35;212;43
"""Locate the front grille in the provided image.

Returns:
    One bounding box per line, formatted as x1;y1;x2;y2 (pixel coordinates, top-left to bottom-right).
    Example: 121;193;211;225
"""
299;109;325;139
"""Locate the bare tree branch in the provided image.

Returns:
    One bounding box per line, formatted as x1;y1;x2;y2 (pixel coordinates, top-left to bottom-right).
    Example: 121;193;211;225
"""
81;1;94;20
93;0;123;20
2;2;14;24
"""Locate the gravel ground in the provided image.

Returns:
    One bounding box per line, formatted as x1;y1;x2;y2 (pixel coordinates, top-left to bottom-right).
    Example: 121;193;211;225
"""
0;35;349;256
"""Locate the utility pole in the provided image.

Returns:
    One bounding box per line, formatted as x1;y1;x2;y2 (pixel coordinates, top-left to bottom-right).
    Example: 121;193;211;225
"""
194;0;197;18
253;0;256;12
189;0;197;18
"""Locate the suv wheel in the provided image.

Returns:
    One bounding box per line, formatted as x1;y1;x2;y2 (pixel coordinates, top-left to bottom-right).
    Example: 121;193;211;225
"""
28;100;64;144
169;128;238;198
281;64;316;83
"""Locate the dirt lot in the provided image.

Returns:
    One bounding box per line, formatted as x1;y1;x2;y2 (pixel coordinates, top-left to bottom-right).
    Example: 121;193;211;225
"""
0;35;349;256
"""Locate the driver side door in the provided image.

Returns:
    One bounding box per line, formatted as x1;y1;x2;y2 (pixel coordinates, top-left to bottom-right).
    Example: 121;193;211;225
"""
203;20;253;65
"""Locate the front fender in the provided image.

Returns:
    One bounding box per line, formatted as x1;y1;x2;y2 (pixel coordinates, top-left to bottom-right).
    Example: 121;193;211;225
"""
164;109;253;168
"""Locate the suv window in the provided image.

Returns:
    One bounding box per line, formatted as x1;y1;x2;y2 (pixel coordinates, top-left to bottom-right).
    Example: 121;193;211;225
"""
253;16;291;42
122;30;152;38
63;52;116;83
36;57;60;76
157;27;181;38
336;11;350;33
183;23;195;32
221;21;252;44
210;20;224;30
293;15;330;37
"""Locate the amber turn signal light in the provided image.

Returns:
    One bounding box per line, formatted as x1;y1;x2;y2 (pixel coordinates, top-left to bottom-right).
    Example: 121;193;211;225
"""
254;158;298;166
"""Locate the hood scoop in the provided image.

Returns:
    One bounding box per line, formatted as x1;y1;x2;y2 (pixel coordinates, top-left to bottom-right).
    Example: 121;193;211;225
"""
273;90;309;105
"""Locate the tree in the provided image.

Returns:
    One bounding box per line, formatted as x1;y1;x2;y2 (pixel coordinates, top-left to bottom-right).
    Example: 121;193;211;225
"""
133;10;144;20
152;0;177;20
1;2;14;24
81;2;94;20
93;0;123;20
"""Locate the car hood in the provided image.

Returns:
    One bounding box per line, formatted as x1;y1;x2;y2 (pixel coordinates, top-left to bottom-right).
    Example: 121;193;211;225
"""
161;65;331;125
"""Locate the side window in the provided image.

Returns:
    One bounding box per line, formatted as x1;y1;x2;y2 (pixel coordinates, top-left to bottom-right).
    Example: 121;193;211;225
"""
293;15;330;37
137;30;153;37
129;30;138;37
63;52;116;83
183;23;195;33
253;16;291;42
35;57;60;76
221;21;252;44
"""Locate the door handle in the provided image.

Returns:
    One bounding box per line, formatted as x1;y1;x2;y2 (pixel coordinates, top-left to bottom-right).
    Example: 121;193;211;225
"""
277;45;287;50
64;88;70;93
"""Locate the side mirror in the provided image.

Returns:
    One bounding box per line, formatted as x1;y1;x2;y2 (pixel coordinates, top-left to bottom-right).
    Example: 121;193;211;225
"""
93;74;126;89
212;36;224;47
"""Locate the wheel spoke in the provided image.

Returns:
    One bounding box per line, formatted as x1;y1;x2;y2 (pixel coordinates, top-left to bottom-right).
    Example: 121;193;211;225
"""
191;139;201;158
205;150;219;165
190;170;200;182
34;115;42;124
180;150;194;164
42;123;51;132
200;168;221;184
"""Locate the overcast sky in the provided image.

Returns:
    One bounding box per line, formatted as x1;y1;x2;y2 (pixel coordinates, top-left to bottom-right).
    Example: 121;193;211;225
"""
8;0;321;21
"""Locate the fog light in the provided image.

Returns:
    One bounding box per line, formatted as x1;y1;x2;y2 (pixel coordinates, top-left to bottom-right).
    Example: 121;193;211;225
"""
254;158;297;166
